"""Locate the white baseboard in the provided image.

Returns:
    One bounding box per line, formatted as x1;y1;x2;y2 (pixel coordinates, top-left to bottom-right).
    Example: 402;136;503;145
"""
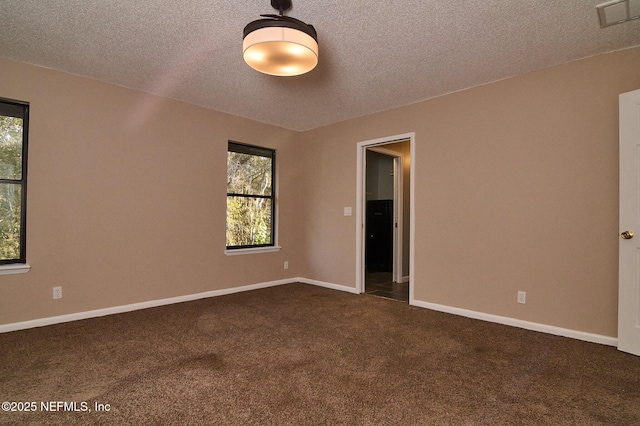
402;275;410;283
0;278;295;333
297;277;359;294
1;278;618;348
411;299;617;347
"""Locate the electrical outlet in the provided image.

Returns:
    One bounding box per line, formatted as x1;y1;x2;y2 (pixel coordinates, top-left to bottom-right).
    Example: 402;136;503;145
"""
517;291;526;304
53;286;62;300
284;261;289;270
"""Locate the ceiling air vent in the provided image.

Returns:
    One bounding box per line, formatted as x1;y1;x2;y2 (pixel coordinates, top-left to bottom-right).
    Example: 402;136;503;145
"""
597;0;640;27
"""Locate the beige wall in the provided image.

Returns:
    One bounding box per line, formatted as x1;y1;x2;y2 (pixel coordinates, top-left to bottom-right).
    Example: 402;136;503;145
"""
0;58;303;325
299;47;640;337
2;47;639;338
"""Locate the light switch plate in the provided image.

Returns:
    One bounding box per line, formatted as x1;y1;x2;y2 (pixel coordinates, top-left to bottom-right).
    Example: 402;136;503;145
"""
344;207;352;216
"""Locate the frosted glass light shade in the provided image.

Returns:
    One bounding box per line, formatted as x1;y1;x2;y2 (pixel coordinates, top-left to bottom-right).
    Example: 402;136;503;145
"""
243;26;318;76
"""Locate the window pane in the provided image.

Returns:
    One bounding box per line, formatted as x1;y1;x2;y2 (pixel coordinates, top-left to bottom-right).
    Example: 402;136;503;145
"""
227;152;272;196
0;116;23;180
0;183;22;260
226;196;272;247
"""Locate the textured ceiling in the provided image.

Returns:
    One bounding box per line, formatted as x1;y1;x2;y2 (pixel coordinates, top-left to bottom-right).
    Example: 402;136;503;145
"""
0;0;639;131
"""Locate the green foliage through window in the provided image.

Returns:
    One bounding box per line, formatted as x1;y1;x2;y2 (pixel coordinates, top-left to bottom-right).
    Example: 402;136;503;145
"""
226;142;275;248
0;99;28;263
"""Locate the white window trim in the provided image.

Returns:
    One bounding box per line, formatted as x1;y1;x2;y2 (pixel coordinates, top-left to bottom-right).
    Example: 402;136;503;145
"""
225;246;281;256
0;263;30;275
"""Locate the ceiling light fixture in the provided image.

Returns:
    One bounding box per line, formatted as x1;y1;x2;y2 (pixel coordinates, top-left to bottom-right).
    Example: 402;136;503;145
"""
243;0;318;76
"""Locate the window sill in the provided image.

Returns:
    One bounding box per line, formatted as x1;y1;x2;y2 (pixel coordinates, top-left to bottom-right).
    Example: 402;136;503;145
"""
225;246;281;256
0;263;30;275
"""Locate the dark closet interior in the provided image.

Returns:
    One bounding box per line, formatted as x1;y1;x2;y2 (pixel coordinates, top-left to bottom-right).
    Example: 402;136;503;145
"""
365;199;393;273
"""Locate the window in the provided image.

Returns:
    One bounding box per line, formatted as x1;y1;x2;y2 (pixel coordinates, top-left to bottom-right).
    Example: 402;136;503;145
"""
0;98;28;264
226;141;276;250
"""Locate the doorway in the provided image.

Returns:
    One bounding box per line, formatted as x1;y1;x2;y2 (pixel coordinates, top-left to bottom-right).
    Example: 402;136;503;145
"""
356;133;415;303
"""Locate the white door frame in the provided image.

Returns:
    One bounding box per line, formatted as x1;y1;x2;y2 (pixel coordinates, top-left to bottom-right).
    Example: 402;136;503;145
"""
367;146;404;284
356;132;415;303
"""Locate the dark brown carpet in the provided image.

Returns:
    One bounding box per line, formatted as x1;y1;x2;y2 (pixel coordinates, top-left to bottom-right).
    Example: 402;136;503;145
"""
1;283;639;425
